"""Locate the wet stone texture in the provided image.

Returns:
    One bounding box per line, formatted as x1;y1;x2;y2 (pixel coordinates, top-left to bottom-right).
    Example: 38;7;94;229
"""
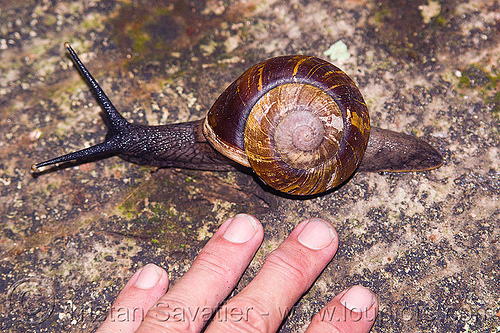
0;0;499;332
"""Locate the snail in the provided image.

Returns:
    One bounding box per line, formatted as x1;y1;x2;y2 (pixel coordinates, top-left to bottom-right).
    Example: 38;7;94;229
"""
32;43;443;196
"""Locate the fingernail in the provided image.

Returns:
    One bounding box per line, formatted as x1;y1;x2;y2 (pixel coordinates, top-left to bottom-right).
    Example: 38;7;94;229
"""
223;214;258;243
340;285;376;312
134;264;163;289
298;218;335;250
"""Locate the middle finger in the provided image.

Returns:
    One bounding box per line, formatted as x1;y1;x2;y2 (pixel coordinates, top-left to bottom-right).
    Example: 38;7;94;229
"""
137;214;264;333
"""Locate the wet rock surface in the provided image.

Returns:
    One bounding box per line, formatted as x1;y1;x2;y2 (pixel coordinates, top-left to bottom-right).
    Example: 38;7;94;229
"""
1;0;499;332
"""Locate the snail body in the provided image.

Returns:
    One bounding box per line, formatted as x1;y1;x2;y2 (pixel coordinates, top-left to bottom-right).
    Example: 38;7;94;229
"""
32;44;443;196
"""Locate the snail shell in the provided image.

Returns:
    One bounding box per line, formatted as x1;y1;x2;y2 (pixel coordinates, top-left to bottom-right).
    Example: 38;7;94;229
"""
204;56;369;195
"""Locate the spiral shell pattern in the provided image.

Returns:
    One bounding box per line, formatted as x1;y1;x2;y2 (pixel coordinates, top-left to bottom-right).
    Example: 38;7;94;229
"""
245;83;344;194
204;55;370;195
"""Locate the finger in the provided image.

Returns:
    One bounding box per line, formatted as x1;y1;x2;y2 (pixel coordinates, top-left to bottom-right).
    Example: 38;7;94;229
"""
137;213;264;333
306;285;378;333
96;263;169;333
206;218;339;333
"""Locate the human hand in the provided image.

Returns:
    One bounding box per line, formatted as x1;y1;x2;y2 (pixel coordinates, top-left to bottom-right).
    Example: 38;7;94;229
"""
96;214;378;332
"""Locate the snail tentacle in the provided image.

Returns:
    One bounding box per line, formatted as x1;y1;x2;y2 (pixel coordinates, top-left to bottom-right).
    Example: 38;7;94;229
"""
64;42;128;130
31;44;233;173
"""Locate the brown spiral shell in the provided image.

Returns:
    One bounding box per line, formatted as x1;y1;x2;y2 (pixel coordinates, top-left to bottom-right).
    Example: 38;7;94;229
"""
203;55;370;196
